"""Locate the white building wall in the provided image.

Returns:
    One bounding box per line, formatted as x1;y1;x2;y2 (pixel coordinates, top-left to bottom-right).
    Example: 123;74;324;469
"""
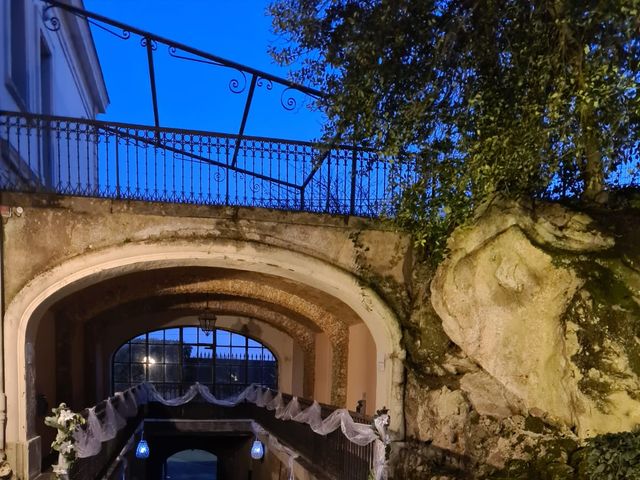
0;0;108;116
0;0;108;191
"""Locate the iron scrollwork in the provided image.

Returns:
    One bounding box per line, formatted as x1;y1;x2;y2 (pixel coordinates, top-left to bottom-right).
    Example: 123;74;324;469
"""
140;37;158;50
44;5;132;39
167;46;247;94
88;20;131;40
256;77;273;91
228;74;247;94
213;170;226;182
280;87;298;111
42;5;61;31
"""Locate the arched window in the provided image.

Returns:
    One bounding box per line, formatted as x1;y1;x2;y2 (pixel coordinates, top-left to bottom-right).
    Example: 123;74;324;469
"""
112;327;277;398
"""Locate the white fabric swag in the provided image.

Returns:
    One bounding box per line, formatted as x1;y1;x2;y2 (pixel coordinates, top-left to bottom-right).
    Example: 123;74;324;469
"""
71;383;389;480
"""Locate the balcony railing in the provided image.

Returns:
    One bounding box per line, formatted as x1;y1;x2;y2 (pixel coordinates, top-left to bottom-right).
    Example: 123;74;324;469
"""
0;111;415;217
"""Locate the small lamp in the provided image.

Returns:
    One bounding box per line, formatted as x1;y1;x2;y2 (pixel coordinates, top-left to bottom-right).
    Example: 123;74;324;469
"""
198;302;217;336
250;439;264;460
135;433;150;459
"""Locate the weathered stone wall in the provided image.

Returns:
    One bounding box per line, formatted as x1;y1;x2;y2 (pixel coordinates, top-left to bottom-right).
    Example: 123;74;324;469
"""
394;196;640;479
1;192;410;307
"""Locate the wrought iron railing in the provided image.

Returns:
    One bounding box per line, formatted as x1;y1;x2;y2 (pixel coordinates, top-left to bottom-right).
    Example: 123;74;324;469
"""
40;0;324;138
0;111;414;216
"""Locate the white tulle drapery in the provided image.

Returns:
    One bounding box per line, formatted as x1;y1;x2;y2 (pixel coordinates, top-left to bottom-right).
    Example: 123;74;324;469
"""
69;383;389;480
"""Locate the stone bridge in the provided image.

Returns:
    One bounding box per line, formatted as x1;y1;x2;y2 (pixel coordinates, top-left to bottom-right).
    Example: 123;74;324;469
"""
0;191;411;479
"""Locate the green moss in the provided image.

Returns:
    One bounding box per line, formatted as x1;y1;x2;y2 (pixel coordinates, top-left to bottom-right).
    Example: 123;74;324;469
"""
524;415;545;434
562;259;640;404
486;437;579;480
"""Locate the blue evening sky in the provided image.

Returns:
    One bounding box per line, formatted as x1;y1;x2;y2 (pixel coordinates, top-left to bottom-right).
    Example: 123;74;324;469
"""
83;0;324;141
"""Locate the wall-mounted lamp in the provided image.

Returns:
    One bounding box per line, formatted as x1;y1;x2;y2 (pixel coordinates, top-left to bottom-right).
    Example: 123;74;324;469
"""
250;439;264;460
135;432;150;459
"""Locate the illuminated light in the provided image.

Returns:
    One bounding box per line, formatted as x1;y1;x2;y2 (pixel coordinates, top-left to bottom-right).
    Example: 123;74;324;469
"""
250;440;264;460
142;356;156;364
135;438;150;459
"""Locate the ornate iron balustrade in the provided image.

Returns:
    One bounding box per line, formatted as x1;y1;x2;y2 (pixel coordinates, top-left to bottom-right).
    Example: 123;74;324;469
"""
0;111;415;216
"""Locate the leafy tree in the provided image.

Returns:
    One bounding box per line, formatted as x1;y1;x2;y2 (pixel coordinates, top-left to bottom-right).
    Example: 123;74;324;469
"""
270;0;640;260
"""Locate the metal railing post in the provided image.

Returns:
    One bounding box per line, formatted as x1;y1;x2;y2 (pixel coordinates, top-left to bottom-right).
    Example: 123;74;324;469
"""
349;146;357;216
114;131;121;198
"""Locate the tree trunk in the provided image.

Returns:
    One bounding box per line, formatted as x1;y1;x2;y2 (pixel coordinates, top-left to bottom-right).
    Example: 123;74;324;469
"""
581;132;605;202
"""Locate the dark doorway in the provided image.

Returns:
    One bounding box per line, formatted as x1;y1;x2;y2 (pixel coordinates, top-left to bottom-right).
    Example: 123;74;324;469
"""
165;449;217;480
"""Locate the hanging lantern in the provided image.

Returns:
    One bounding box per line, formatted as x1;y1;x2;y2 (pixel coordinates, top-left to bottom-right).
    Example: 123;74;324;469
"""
198;302;217;336
135;434;150;459
250;439;264;460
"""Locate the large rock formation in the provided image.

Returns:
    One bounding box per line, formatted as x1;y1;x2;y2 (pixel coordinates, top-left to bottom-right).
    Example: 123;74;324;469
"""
430;198;640;438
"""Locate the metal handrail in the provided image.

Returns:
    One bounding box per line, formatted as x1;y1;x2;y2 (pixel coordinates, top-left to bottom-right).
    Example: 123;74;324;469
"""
0;111;409;216
0;110;366;150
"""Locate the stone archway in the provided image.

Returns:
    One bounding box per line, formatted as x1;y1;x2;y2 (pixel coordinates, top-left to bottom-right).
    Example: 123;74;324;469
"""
3;239;405;479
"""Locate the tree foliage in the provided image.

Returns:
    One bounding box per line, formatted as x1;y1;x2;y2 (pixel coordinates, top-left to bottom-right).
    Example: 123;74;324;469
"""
270;0;640;260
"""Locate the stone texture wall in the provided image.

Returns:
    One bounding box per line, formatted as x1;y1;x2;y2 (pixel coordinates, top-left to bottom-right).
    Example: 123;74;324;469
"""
0;192;410;307
394;196;640;478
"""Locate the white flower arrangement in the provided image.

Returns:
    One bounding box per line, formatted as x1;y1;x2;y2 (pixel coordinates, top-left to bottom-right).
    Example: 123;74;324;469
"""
44;403;86;478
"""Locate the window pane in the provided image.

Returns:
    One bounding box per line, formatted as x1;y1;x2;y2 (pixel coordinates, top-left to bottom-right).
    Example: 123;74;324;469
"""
247;364;260;384
131;344;146;363
197;346;213;361
216;346;230;359
263;350;275;362
183;365;196;383
231;347;246;359
248;339;261;348
231;333;245;347
131;334;146;343
216;330;230;346
131;364;146;383
113;363;129;383
198;328;214;344
247;348;262;361
165;345;179;363
148;330;164;343
165;365;179;382
148;364;163;382
183;345;197;361
196;365;212;383
114;344;129;363
164;328;180;342
215;366;230;384
183;327;198;344
230;365;245;384
149;345;163;364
